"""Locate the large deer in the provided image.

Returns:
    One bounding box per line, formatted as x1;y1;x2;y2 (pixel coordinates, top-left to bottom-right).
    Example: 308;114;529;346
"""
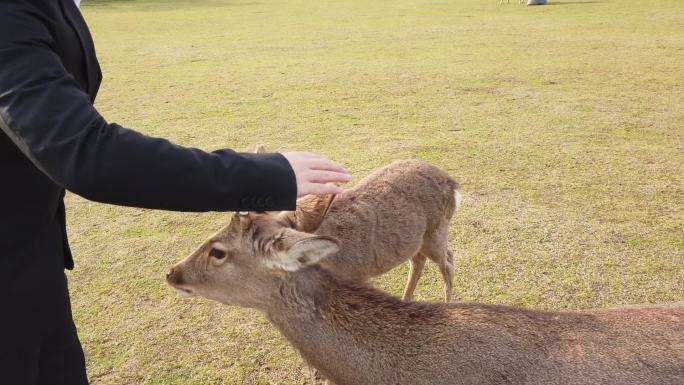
167;211;684;385
256;148;460;302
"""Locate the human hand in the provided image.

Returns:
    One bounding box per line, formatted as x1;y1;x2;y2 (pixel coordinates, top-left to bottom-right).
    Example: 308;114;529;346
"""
281;152;351;196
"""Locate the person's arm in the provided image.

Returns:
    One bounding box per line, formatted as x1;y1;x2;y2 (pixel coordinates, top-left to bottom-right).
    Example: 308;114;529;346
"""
0;3;346;212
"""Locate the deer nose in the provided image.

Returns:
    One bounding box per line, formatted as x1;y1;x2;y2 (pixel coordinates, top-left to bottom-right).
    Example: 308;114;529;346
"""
166;268;174;280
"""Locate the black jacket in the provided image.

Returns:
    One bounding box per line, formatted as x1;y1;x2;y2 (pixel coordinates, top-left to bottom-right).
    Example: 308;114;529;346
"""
0;0;297;277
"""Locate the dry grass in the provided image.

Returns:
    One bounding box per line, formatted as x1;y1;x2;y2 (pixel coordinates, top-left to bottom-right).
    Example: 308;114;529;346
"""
66;0;683;383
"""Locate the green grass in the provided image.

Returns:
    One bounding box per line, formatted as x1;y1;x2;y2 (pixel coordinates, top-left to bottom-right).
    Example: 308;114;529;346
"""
67;0;683;383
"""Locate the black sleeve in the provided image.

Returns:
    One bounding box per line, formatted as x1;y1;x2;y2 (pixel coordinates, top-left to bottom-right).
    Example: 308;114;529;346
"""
0;3;297;212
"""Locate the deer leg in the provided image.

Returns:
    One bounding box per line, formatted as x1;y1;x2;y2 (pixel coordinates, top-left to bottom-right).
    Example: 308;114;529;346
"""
402;253;427;301
422;226;455;302
438;250;455;303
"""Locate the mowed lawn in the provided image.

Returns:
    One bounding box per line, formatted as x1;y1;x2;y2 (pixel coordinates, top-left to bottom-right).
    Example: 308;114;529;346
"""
66;0;683;383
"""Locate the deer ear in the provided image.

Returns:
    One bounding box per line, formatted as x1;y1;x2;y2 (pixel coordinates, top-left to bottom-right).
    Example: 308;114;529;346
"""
285;194;336;233
276;236;339;271
264;230;339;272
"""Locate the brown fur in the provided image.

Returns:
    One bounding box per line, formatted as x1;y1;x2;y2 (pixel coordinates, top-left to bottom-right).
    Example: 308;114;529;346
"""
255;147;460;301
315;160;459;301
275;270;684;385
167;211;684;385
284;159;460;302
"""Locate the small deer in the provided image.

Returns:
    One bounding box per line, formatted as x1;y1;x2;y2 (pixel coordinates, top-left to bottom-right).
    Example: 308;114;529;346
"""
255;148;460;302
167;213;684;385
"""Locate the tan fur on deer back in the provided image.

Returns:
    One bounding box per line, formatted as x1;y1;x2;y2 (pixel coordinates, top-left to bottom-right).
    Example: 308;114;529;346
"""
316;159;459;280
270;270;684;385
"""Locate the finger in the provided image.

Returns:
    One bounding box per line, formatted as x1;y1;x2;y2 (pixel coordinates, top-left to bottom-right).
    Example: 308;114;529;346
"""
294;152;326;159
307;170;352;184
306;159;349;174
300;182;344;196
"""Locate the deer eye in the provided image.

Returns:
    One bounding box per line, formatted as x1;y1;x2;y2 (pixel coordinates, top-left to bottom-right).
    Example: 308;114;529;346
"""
209;248;227;260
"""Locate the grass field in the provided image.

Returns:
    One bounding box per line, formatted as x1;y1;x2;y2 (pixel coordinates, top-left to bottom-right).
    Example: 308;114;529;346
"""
67;0;683;383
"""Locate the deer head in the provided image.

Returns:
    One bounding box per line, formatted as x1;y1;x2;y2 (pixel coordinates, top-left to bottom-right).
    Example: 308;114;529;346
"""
166;197;337;309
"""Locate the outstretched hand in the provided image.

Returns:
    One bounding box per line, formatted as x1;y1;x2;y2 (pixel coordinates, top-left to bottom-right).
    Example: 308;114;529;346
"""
281;152;351;197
